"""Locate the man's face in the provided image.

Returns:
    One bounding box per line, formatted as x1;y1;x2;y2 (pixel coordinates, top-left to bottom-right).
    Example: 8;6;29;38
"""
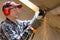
10;7;19;19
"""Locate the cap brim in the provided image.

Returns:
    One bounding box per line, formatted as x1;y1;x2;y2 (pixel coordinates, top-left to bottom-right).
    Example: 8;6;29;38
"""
16;4;22;8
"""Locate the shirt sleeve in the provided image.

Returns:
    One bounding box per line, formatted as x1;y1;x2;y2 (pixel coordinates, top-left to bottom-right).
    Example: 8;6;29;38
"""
29;10;40;25
16;10;40;26
21;10;39;26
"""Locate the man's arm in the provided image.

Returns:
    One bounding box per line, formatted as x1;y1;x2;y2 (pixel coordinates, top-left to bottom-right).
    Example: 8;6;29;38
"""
16;9;45;26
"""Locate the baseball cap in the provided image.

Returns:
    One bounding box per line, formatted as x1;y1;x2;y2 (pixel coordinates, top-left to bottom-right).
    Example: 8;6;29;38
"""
3;1;22;8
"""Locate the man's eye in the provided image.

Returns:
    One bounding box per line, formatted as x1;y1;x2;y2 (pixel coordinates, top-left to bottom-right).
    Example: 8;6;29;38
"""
9;8;14;10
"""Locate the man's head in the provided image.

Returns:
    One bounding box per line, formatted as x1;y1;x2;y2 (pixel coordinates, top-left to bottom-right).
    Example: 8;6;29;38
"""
2;1;22;19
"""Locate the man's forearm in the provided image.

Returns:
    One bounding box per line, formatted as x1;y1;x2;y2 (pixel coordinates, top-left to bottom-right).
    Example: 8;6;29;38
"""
29;10;40;25
29;9;45;25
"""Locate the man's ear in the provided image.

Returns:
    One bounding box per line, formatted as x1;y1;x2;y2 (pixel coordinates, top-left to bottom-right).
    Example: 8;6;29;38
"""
4;7;10;16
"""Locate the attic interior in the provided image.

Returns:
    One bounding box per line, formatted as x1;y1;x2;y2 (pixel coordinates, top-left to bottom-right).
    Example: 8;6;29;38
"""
0;0;60;40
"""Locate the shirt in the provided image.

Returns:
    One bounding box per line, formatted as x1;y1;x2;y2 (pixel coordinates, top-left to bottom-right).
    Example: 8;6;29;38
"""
0;18;32;40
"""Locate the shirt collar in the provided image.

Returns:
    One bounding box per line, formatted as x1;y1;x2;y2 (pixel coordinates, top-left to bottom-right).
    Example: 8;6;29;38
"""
5;18;17;26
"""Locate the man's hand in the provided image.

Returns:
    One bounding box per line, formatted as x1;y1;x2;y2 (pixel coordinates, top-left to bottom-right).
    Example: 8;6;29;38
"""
28;25;38;33
39;9;46;18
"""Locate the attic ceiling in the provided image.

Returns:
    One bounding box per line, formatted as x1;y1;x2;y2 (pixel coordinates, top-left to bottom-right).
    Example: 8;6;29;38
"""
0;0;60;40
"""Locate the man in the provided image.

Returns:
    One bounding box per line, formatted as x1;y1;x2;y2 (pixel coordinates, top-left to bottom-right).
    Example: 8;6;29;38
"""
0;1;45;40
